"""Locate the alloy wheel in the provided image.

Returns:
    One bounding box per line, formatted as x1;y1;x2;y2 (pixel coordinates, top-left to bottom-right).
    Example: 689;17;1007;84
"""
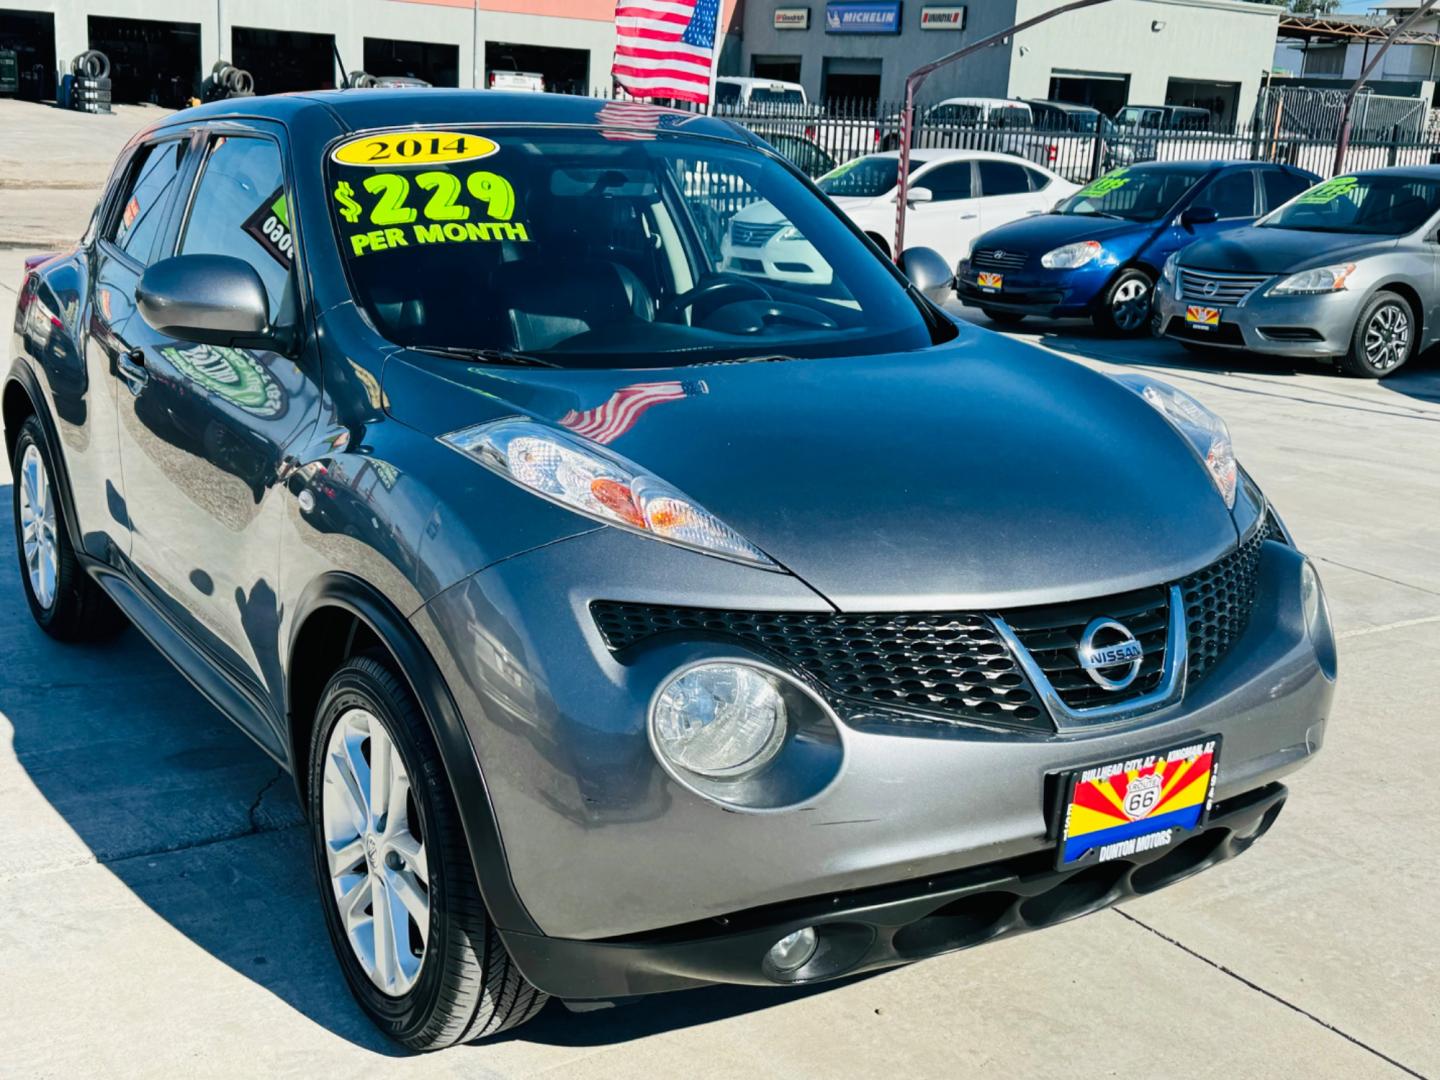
1111;277;1151;332
322;707;430;996
18;444;58;611
1363;303;1410;372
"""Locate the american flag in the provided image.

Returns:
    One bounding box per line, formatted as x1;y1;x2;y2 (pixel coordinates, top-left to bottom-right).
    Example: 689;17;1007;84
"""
612;0;721;105
559;380;705;444
596;99;675;141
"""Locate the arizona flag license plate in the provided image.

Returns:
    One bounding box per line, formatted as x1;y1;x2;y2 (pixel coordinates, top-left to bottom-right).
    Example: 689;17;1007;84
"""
1057;738;1219;869
1185;305;1220;330
977;272;1003;292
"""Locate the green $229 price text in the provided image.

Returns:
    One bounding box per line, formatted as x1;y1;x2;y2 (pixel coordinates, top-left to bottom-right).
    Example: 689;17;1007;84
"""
333;169;527;256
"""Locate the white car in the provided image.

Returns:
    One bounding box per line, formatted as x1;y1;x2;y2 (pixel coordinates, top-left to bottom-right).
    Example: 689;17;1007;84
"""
721;150;1078;285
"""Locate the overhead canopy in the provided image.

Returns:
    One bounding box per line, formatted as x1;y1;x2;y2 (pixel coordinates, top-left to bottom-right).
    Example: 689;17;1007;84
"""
1277;12;1440;46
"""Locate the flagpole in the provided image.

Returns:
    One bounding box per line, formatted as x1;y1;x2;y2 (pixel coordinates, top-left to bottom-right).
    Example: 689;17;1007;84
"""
706;1;723;114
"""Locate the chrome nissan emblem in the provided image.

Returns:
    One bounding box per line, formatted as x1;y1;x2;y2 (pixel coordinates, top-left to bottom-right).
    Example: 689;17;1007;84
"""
1077;618;1145;691
1202;280;1218;297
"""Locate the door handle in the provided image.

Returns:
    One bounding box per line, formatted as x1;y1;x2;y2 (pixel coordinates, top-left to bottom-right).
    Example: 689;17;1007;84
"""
959;213;978;219
117;348;148;392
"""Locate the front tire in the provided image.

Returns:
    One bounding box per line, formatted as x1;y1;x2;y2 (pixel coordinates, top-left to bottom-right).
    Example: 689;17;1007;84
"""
1340;291;1414;378
11;415;126;641
308;653;547;1050
1094;267;1154;336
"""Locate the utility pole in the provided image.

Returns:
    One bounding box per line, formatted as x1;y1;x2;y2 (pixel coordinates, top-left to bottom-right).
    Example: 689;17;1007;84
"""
1333;0;1440;175
894;0;1120;260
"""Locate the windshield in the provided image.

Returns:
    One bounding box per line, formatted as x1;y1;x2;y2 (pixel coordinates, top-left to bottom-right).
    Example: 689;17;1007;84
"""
751;87;804;106
326;126;934;368
1057;166;1206;221
816;155;924;198
1262;173;1440;235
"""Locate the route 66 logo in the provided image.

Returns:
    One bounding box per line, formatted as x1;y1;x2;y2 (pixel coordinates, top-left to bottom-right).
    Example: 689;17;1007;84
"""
1122;772;1164;820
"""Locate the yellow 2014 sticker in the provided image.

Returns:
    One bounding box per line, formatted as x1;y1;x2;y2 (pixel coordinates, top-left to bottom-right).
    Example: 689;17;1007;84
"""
331;130;499;167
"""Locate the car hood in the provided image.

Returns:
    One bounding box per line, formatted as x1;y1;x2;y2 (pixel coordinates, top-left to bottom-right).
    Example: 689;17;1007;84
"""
970;213;1150;256
1181;226;1396;273
384;329;1238;610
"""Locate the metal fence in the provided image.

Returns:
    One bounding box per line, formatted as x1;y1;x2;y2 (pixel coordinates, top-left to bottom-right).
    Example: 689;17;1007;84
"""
568;85;1440;184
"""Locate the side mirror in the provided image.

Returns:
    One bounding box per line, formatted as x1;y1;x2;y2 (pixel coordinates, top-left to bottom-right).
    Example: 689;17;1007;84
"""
897;246;954;304
1180;205;1219;228
901;186;934;206
136;254;274;348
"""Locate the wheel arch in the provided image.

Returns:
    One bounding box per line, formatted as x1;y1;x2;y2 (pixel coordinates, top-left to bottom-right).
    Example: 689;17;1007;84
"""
1370;279;1424;343
286;572;538;933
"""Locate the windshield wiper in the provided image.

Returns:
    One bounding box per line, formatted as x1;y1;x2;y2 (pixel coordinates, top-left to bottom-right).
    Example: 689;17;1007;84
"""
1071;209;1124;219
416;346;560;368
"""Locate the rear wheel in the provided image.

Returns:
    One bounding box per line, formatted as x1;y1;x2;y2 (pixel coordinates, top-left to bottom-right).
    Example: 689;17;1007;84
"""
309;653;547;1050
982;309;1026;326
1094;268;1154;336
10;415;126;641
1340;291;1413;378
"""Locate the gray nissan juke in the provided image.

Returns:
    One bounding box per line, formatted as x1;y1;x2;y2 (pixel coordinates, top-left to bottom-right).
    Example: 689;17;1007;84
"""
5;91;1337;1050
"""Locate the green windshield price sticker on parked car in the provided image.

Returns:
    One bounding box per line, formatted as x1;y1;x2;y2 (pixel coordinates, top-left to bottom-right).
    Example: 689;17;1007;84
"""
1076;168;1130;199
332;168;527;256
1296;175;1359;205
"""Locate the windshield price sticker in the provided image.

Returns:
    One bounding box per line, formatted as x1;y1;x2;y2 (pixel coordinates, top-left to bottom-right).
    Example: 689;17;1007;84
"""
1076;168;1130;200
331;130;499;167
1297;175;1359;205
333;169;527;257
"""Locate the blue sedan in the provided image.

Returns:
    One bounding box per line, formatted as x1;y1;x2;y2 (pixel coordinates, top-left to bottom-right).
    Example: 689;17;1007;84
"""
955;160;1318;334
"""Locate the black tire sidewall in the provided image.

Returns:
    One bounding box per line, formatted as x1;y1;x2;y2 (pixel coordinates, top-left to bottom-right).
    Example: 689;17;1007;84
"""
1098;268;1153;336
12;418;74;631
306;659;460;1043
1345;292;1413;378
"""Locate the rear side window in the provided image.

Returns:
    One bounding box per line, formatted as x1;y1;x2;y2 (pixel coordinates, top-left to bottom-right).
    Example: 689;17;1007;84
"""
1194;170;1257;219
108;139;187;263
918;161;973;201
179;136;294;321
978;159;1031;196
1262;169;1310;212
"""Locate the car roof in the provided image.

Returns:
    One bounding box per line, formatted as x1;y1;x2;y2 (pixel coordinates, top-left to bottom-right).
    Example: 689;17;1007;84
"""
717;76;804;89
934;97;1029;107
1350;165;1440;180
867;148;1054;166
1025;99;1097;113
148;89;755;144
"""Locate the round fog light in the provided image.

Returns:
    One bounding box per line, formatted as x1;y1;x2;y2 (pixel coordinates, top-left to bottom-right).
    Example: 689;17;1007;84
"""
767;926;817;973
652;663;787;778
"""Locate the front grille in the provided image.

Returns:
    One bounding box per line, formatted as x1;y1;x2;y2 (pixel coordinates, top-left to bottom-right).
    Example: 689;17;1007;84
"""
590;604;1048;730
730;220;784;247
1005;587;1170;711
971;248;1029;271
592;527;1279;728
1178;268;1271;305
1181;522;1270;686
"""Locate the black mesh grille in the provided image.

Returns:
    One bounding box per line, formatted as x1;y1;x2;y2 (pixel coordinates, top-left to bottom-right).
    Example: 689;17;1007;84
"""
1004;587;1171;711
1181;522;1271;686
589;604;1048;730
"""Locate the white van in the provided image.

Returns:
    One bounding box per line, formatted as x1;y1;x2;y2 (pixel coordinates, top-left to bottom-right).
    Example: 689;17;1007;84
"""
715;76;808;109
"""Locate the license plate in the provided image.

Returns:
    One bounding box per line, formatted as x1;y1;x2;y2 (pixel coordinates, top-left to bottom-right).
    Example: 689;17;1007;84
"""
977;272;1003;292
1056;738;1220;869
1185;305;1220;330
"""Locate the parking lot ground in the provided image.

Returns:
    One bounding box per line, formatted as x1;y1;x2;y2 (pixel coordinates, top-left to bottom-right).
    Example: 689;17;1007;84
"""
1;98;1438;1075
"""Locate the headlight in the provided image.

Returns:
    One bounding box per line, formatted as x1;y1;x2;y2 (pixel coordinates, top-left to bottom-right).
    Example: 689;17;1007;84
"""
774;225;804;242
1300;559;1337;680
1267;262;1356;296
1041;240;1102;269
652;662;788;778
442;419;776;567
1161;251;1180;286
1113;375;1236;509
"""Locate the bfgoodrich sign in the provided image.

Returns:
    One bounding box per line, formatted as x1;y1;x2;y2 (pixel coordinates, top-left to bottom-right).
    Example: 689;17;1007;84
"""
774;7;810;29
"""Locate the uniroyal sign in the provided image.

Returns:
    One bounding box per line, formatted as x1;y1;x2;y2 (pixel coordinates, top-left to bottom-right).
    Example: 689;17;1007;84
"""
920;5;967;29
775;7;811;29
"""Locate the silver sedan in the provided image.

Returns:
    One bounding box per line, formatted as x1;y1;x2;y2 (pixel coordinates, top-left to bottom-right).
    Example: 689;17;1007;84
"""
1152;168;1440;377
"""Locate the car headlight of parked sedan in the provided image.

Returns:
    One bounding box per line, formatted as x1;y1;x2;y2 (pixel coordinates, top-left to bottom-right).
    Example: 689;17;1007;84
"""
1040;239;1103;269
1266;262;1357;296
1161;250;1180;286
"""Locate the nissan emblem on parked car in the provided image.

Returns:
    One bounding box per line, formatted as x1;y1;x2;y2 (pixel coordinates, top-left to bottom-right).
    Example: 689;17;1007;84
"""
1202;280;1218;297
1077;618;1145;690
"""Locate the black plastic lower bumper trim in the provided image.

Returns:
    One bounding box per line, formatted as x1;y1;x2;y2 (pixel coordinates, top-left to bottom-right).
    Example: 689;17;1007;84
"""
500;783;1288;1001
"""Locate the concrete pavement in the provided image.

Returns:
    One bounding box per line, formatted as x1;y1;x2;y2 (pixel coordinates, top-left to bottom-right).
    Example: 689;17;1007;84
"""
0;97;1437;1077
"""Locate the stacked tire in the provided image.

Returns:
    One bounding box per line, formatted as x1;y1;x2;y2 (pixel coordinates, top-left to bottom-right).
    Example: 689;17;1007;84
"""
202;60;255;102
70;51;111;114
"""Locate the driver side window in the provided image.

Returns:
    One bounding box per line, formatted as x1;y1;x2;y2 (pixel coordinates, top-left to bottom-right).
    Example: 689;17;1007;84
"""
916;162;973;202
1193;170;1258;220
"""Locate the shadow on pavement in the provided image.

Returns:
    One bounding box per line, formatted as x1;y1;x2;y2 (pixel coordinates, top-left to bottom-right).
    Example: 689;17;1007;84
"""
0;487;833;1056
